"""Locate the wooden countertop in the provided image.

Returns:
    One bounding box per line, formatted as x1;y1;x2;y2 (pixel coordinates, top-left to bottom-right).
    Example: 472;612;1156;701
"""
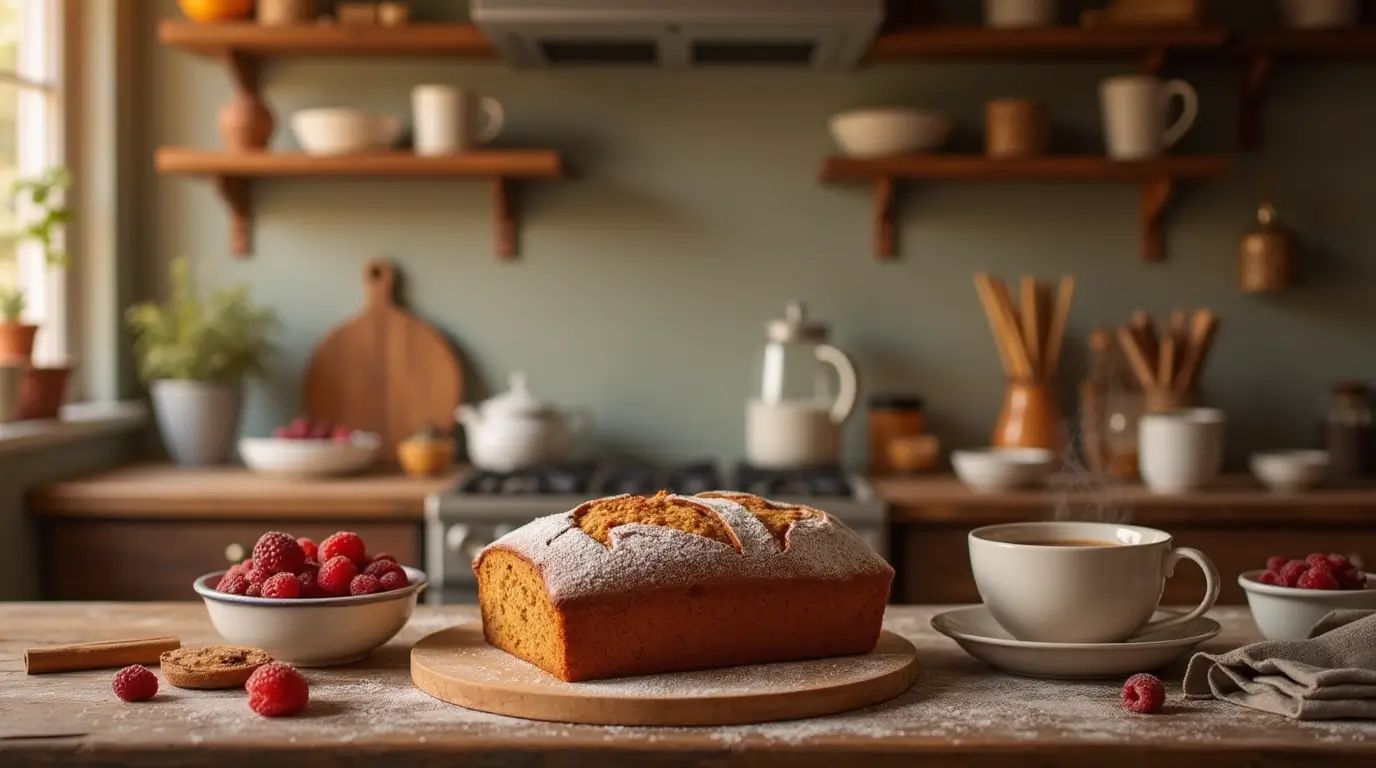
28;463;461;519
2;604;1373;767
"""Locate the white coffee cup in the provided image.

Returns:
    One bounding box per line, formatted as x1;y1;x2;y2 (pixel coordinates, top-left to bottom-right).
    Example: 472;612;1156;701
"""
1278;0;1360;29
1139;407;1226;494
411;85;505;156
1099;76;1199;161
984;0;1059;28
969;521;1220;644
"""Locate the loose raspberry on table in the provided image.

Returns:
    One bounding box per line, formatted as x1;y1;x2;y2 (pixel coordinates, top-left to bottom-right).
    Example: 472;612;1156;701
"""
370;552;397;564
378;570;407;592
1265;555;1288;572
246;583;262;597
217;575;249;595
319;531;368;568
297;570;321;598
350;574;380;596
1257;570;1284;586
296;537;318;562
317;556;357;596
1121;673;1165;714
363;560;405;581
252;531;306;576
113;664;159;702
1278;560;1310;587
245;662;309;717
262;572;302;599
1298;569;1340;590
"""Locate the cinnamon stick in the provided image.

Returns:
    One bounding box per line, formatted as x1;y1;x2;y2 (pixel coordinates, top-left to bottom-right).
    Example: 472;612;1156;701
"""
25;636;181;675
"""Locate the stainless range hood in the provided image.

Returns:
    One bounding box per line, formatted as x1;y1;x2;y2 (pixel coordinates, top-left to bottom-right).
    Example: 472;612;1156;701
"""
470;0;886;70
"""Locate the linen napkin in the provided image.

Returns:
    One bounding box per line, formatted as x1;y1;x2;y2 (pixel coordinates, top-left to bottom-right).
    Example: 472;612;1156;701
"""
1183;610;1376;720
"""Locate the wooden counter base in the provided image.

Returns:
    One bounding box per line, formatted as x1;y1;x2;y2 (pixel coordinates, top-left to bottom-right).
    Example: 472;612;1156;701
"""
2;604;1374;767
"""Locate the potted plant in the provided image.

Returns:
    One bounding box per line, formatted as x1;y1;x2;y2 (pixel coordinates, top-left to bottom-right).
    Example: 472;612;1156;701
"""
1;166;70;363
126;257;278;466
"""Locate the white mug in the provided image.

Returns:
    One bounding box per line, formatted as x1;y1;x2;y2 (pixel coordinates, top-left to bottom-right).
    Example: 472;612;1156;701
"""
969;521;1220;644
984;0;1059;28
1139;407;1226;494
746;400;841;469
1099;76;1199;161
411;85;505;155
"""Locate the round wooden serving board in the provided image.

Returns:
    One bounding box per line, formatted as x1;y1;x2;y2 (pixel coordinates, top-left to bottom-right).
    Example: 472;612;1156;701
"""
410;625;918;726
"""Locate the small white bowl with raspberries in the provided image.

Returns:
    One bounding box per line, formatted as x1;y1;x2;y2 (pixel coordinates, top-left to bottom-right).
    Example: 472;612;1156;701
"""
239;417;380;480
1239;552;1376;641
194;531;428;667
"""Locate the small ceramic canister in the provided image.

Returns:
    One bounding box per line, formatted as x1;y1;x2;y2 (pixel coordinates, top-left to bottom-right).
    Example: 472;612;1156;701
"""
257;0;316;26
986;99;1049;159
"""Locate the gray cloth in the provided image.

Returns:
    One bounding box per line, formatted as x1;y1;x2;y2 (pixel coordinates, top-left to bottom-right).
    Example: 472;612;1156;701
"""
1184;610;1376;720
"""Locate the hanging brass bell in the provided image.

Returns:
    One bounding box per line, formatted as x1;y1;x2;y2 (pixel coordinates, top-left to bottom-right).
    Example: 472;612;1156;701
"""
1238;198;1296;294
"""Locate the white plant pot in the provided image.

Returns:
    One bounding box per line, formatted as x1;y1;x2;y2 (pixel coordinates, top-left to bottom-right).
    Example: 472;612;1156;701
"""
0;363;21;424
151;379;244;467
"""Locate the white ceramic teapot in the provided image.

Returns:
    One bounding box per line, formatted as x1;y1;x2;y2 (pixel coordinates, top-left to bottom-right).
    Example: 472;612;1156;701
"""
455;372;591;471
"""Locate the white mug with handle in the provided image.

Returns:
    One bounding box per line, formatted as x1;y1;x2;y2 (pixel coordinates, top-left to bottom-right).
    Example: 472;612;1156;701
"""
412;85;506;155
1099;76;1199;161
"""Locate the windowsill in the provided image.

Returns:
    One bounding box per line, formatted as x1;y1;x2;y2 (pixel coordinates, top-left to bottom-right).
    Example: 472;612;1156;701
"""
0;400;146;458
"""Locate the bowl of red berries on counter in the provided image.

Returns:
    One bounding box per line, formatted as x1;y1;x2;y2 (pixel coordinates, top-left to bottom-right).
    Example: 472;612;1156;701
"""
194;531;428;666
1239;553;1376;641
239;417;380;479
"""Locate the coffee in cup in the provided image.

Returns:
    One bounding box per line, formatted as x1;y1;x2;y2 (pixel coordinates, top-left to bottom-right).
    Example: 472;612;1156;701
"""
968;521;1219;644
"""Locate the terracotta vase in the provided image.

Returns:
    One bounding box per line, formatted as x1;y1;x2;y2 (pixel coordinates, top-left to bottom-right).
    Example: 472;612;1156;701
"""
17;365;71;420
0;322;38;364
992;379;1064;452
218;93;275;152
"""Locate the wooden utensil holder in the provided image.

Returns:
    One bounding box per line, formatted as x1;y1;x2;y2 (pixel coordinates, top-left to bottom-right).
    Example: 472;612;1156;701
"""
993;379;1063;451
1144;387;1196;414
986;99;1050;159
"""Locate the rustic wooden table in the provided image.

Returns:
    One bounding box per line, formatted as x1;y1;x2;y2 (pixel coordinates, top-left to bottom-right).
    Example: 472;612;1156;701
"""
4;604;1375;766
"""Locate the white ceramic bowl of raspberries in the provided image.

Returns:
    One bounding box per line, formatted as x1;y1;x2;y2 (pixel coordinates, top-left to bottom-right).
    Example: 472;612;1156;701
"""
194;531;428;667
239;417;381;479
1239;553;1376;641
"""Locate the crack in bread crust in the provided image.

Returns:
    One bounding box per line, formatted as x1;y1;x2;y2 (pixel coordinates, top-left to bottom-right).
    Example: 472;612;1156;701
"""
573;491;742;552
697;491;819;549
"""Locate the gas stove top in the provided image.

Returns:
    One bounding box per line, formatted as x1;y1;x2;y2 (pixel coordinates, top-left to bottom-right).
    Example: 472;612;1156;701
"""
450;462;856;499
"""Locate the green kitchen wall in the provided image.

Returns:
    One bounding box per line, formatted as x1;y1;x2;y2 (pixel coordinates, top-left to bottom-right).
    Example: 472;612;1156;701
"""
138;0;1376;466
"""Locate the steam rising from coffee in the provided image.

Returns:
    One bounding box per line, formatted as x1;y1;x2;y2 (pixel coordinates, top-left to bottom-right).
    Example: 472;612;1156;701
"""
1050;418;1131;524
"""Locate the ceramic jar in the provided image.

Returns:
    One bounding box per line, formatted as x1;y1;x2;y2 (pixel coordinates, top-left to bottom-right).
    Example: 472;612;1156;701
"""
219;92;275;152
1138;408;1226;494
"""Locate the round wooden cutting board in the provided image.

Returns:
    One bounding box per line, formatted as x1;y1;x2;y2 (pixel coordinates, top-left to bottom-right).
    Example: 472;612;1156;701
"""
410;625;919;726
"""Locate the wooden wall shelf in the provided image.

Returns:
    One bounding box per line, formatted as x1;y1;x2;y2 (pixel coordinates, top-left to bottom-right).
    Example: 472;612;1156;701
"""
1238;27;1376;149
867;25;1228;73
820;155;1231;262
158;20;496;59
154;148;567;259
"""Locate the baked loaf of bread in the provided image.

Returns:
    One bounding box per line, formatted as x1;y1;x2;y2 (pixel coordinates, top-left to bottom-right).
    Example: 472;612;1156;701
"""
474;490;893;682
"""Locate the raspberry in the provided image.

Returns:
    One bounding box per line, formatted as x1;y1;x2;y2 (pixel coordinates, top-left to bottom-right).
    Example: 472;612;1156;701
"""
1121;673;1165;714
1279;560;1309;587
112;664;159;702
1265;555;1288;572
1306;557;1337;574
217;575;249;595
252;532;306;576
245;662;309;717
317;556;357;596
1327;553;1351;570
378;571;407;592
246;583;262;597
370;552;397;564
1298;569;1340;590
1338;567;1367;590
363;560;405;581
240;558;254;571
320;532;368;568
350;574;380;596
297;570;321;598
1257;570;1284;586
245;566;272;586
296;537;318;562
262;572;302;599
1305;552;1329;568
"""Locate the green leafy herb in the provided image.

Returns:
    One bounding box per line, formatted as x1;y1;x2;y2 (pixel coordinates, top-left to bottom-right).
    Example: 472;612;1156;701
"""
0;286;24;322
12;166;72;269
125;257;279;383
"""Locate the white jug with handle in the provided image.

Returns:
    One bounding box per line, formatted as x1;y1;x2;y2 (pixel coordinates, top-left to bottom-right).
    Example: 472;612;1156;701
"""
746;301;859;468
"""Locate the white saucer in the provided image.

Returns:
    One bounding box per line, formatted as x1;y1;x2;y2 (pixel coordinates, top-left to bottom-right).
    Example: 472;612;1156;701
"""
931;605;1222;679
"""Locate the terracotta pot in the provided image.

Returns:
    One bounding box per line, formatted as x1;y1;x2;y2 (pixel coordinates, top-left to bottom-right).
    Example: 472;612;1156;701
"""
0;322;38;363
17;365;71;420
992;379;1064;452
219;92;275;152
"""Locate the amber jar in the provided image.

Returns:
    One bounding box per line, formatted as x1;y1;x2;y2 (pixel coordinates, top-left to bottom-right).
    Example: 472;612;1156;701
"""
868;395;925;476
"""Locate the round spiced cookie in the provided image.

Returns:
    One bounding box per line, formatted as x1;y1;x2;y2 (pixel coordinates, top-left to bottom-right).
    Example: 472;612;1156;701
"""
160;645;273;690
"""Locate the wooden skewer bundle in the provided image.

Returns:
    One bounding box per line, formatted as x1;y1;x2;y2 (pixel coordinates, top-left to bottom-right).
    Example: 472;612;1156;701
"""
973;273;1077;383
1115;308;1219;393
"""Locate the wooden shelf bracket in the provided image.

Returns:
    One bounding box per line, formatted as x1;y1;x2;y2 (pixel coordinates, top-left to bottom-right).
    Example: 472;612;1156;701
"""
492;178;518;260
1139;178;1174;263
1240;53;1274;151
222;49;260;97
874;177;898;260
214;176;253;257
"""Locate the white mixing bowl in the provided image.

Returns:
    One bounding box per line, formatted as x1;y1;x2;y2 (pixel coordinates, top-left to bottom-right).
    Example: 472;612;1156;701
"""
829;108;953;158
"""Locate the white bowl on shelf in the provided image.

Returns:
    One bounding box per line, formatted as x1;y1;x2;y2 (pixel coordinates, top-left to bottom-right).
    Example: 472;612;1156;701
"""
952;447;1056;493
193;566;428;666
1238;570;1376;641
291;108;403;156
1250;450;1330;493
828;108;954;158
239;432;381;479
